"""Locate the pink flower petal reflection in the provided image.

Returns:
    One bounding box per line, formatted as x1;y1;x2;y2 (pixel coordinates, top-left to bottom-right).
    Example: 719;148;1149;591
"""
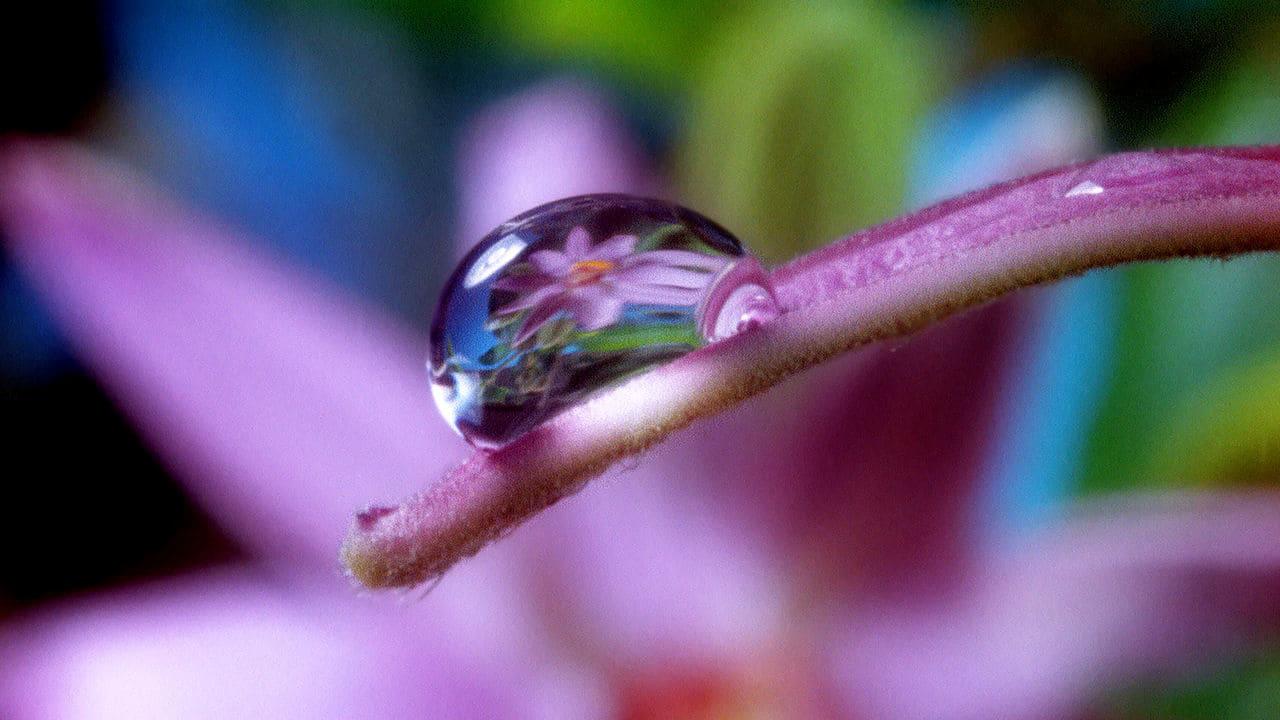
588;234;638;262
563;285;624;332
830;492;1280;720
496;224;725;345
565;225;592;257
0;141;469;567
529;249;571;276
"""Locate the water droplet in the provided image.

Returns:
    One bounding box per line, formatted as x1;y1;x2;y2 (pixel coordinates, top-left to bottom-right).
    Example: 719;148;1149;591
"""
1063;152;1199;198
1064;179;1105;197
429;194;779;448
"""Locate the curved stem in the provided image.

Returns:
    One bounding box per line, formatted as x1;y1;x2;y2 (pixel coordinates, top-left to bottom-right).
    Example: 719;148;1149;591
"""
343;147;1280;589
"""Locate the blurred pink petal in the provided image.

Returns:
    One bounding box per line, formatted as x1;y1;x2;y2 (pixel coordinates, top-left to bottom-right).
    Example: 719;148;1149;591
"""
0;519;615;718
0;140;469;567
684;301;1021;599
456;80;656;245
501;473;836;715
345;146;1280;589
524;471;787;670
0;572;520;720
829;492;1280;720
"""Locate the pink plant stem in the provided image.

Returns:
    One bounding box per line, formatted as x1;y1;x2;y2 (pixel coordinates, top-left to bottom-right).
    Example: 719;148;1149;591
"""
343;147;1280;588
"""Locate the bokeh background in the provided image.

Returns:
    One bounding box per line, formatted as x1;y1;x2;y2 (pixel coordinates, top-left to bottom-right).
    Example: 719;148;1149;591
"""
3;1;1279;717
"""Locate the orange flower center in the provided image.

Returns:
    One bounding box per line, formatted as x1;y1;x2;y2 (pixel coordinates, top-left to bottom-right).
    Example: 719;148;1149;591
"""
567;259;616;287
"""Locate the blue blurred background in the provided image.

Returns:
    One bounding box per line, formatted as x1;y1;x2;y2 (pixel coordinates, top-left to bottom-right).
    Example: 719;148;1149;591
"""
2;1;1278;716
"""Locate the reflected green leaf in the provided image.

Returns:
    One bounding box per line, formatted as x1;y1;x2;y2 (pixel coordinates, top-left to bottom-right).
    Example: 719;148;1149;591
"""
574;321;700;352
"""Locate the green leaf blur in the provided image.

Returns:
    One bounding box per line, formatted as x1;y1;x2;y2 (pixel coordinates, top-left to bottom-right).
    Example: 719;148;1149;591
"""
1081;28;1280;493
677;1;938;263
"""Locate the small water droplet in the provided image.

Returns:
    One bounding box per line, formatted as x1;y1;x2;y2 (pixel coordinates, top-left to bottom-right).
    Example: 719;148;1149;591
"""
1064;180;1105;197
1063;152;1198;198
711;283;779;340
429;194;779;448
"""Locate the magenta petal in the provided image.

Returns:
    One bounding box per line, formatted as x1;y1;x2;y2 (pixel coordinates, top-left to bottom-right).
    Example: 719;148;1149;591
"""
0;141;470;566
627;249;730;271
608;281;704;307
0;571;522;719
828;492;1280;720
527;249;571;276
686;300;1021;598
586;233;637;261
456;79;656;246
610;263;712;289
563;285;625;332
563;226;592;258
519;461;785;668
344;147;1280;588
513;294;570;345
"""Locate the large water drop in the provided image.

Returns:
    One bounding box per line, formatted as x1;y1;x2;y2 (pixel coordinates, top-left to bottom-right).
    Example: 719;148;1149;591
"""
429;194;778;447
